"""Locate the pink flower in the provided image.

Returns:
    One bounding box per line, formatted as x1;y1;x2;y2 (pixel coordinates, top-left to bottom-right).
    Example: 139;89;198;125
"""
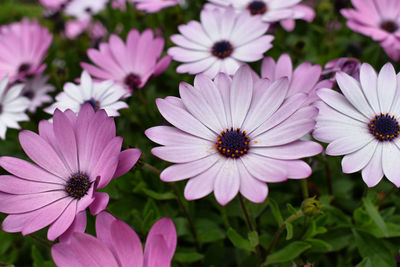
146;66;322;205
0;19;52;83
65;19;91;39
39;0;68;11
132;0;179;13
341;0;400;61
0;104;141;240
52;212;177;267
314;63;400;187
168;7;273;78
81;29;171;92
322;57;361;83
260;54;332;105
205;0;315;31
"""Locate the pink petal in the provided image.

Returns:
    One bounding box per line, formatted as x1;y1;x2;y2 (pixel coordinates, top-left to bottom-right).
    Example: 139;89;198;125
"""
237;160;268;203
89;192;109;215
47;200;77;241
153;56;171;76
213;160;240;206
113;149;142;178
361;144;384;187
230;65;253;128
240;154;287;183
251;141;322;160
0;175;64;194
0;191;67;213
59;211;87;242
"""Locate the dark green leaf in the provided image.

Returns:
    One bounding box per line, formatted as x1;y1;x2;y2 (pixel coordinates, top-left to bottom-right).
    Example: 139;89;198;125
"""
264;241;311;265
227;228;252;252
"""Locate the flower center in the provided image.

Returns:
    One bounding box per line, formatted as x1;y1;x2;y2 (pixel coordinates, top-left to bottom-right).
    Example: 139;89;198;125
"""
369;113;400;141
381;20;398;33
23;90;34;100
124;73;141;90
83;98;100;111
215;127;250;158
247;1;267;15
18;63;31;73
211;41;233;59
65;173;91;199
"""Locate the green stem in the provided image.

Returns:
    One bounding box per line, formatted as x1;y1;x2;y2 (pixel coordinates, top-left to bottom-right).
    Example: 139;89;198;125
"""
323;157;333;196
263;210;304;265
239;195;263;266
301;179;309;199
142;163;201;252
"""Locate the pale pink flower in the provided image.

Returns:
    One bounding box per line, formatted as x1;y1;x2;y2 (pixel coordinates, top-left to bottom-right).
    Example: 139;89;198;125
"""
22;75;55;113
45;71;129;117
52;212;177;267
168;7;273;78
314;63;400;187
260;54;332;105
64;0;108;20
132;0;179;13
322;57;361;83
81;29;171;92
39;0;69;11
0;104;141;240
0;77;30;139
205;0;315;31
341;0;400;61
0;19;52;83
146;66;322;205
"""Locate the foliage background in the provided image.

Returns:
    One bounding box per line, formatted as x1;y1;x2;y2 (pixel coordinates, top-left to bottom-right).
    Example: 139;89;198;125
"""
0;0;399;266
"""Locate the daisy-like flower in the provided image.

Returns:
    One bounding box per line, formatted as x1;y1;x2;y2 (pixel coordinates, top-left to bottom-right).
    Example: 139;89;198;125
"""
0;104;142;240
22;75;55;113
131;0;179;13
314;63;400;187
52;212;177;267
81;29;171;92
145;66;322;205
39;0;69;11
341;0;400;61
64;0;109;20
45;71;129;117
322;57;361;84
205;0;315;31
260;54;332;105
168;7;273;79
0;77;29;139
0;19;52;83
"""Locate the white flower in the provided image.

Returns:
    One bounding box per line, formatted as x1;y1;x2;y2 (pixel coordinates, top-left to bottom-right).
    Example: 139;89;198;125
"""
45;71;129;117
22;75;55;113
0;77;30;139
64;0;109;20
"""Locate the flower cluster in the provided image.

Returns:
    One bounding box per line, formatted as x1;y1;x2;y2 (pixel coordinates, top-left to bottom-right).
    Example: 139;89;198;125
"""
1;0;400;266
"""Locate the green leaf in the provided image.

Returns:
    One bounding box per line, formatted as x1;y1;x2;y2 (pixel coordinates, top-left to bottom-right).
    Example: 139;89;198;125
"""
264;241;311;265
140;187;176;200
287;203;298;215
286;222;293;240
227;228;253;252
174;252;204;263
362;197;388;237
31;245;44;267
353;230;396;267
356;258;373;267
306;238;333;253
268;199;283;225
248;231;259;248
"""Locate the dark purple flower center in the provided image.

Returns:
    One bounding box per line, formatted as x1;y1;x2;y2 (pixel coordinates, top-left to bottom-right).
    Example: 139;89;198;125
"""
381;20;398;33
369;113;400;141
85;7;92;14
211;41;233;59
83;98;100;111
18;63;31;73
216;127;250;158
23;90;34;100
65;173;91;199
247;1;267;15
124;73;141;90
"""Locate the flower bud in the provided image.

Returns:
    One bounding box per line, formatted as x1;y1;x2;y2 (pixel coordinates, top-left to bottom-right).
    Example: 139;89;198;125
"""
301;196;322;217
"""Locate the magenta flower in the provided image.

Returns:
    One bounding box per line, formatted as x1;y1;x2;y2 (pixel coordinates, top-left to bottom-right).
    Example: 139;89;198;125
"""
0;19;52;83
205;0;315;31
260;54;332;105
341;0;400;61
146;66;322;205
81;29;171;92
0;104;141;240
322;57;361;83
168;7;273;78
314;63;400;187
52;212;177;267
132;0;179;13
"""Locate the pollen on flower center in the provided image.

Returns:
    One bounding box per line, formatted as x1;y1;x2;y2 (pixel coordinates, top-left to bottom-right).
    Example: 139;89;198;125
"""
215;127;250;158
65;173;91;199
124;73;141;90
83;98;101;111
211;41;233;59
381;20;398;33
247;1;267;15
369;113;400;141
